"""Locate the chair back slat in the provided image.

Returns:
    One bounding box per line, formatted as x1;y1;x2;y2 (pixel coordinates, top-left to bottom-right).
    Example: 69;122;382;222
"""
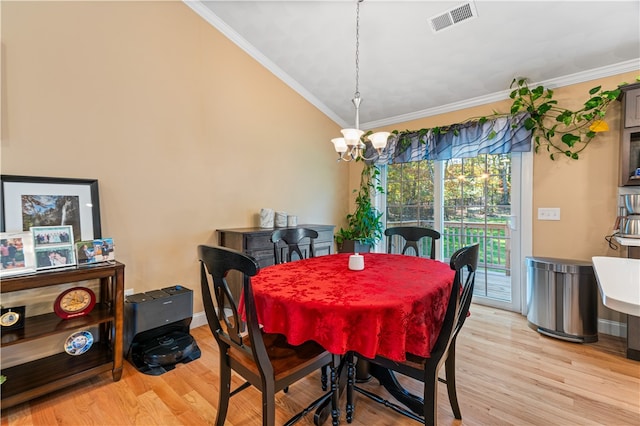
271;228;319;263
198;245;261;353
384;226;441;259
430;243;479;359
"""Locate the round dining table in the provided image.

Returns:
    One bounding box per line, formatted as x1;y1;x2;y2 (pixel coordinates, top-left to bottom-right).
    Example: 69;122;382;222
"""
250;252;455;362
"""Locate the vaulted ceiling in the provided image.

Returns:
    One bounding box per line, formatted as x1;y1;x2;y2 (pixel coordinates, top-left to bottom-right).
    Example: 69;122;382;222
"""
186;1;640;130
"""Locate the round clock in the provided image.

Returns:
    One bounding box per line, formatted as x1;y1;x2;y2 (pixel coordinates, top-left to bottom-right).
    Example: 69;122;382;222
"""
54;287;96;319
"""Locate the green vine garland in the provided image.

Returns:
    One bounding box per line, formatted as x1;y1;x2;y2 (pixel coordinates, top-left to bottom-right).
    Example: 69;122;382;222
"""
387;77;639;160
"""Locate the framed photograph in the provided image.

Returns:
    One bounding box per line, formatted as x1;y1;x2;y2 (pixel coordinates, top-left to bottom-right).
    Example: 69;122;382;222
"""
0;231;36;277
94;238;115;262
76;240;97;265
32;225;76;270
1;175;101;242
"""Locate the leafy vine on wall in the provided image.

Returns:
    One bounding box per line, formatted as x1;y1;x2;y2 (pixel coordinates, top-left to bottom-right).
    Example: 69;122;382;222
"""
389;77;639;160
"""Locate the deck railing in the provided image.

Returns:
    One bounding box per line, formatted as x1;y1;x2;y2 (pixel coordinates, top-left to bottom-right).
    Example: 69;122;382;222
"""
386;220;511;274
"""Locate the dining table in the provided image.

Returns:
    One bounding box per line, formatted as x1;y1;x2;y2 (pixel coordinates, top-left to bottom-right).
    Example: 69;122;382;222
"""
250;252;456;424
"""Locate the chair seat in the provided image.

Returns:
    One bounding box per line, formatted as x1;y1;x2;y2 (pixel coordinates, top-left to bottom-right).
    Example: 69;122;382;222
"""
228;332;332;383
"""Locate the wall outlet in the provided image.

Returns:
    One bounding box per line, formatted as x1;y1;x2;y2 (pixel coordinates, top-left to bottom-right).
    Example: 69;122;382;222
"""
538;207;561;221
124;288;134;296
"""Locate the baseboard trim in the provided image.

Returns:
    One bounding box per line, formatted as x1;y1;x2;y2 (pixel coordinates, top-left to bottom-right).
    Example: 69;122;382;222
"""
191;311;208;329
598;318;627;338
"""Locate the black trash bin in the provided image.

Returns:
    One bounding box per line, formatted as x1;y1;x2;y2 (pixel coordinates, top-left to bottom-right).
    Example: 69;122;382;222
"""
526;257;598;343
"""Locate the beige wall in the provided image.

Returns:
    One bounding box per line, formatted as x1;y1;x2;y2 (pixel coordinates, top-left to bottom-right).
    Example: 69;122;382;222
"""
0;1;349;314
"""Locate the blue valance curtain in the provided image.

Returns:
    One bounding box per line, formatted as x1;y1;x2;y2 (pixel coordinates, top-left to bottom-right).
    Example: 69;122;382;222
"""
372;112;532;165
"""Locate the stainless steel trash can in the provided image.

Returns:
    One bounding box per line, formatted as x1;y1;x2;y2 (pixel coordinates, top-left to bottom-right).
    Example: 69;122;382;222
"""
526;257;598;343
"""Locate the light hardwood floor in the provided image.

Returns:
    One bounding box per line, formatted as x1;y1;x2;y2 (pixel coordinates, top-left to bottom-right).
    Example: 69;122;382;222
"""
2;304;639;425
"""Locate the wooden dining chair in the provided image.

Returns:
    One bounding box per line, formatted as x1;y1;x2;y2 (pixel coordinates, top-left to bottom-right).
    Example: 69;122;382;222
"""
271;228;319;264
384;226;441;258
198;245;340;426
353;243;479;426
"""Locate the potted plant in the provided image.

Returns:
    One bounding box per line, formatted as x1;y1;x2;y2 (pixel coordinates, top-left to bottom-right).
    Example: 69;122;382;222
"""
335;163;385;253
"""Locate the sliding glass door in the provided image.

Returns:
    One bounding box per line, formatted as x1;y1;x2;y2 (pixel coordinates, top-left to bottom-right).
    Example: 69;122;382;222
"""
383;152;530;312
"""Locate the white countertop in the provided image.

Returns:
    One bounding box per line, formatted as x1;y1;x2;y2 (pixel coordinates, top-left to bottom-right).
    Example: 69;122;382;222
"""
592;256;640;316
615;235;640;247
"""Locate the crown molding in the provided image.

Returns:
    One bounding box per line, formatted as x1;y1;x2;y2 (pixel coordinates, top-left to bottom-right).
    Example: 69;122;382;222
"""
364;59;640;130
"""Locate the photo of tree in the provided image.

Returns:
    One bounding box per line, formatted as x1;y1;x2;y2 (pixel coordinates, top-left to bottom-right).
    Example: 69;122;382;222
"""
20;195;81;242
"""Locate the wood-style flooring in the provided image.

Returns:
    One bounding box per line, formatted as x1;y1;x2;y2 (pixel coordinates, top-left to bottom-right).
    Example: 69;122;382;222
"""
2;304;639;425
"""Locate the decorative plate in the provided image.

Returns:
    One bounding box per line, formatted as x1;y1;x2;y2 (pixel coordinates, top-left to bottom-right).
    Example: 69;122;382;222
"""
64;330;94;356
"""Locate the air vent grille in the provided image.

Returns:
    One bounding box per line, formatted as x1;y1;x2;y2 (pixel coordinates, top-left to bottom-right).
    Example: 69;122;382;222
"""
429;1;478;33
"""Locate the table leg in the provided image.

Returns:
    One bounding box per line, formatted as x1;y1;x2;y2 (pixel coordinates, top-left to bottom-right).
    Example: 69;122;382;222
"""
368;363;424;415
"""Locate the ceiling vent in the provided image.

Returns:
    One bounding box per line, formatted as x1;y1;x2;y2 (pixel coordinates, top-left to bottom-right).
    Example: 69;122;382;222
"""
429;2;478;33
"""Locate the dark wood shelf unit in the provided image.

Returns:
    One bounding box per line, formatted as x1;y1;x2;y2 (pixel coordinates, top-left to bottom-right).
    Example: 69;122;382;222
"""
1;304;113;347
0;343;113;408
0;262;125;409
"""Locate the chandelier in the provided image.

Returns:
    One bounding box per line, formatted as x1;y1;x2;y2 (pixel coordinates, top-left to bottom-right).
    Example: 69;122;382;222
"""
331;0;390;162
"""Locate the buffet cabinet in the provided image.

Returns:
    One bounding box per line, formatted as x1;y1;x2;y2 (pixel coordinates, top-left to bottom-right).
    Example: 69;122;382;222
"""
619;82;640;186
0;262;125;409
217;224;335;300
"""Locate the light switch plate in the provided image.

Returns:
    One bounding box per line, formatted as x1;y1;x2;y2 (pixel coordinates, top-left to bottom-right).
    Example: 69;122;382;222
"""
538;207;561;221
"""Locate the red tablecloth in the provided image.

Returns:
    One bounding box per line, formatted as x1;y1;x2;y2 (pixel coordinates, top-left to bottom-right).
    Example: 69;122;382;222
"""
250;253;455;362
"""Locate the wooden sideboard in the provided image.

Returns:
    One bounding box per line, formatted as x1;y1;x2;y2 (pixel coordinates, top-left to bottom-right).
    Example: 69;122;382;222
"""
217;224;335;300
0;262;125;409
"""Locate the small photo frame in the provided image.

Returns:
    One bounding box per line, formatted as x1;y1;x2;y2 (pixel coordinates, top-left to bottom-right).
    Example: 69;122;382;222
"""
75;240;97;265
94;238;115;262
31;225;76;270
0;231;36;277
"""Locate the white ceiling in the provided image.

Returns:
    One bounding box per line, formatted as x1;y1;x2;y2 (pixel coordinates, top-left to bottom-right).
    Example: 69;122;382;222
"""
185;0;640;130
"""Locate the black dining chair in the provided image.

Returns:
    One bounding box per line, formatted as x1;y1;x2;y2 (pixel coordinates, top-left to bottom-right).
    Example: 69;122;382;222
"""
384;226;441;259
353;243;479;426
271;228;319;264
198;245;340;426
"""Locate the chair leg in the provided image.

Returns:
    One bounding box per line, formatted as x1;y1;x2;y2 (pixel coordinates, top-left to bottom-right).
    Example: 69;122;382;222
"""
262;383;276;426
330;354;341;426
423;367;438;426
346;352;355;423
321;364;328;391
444;345;461;419
216;360;232;426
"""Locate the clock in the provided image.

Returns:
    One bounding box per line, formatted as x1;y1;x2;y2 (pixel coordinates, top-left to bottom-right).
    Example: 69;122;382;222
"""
1;306;25;330
54;287;96;319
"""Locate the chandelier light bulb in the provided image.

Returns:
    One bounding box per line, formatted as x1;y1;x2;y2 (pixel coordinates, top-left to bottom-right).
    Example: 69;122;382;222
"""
331;138;348;153
368;132;391;150
341;128;365;146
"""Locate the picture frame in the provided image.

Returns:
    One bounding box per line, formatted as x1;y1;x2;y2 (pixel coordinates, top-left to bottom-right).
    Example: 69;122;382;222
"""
0;231;36;277
1;175;101;242
32;225;77;270
76;237;115;266
76;240;97;265
94;237;115;262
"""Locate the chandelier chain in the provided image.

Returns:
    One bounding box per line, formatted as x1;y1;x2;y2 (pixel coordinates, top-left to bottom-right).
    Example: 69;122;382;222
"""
354;0;361;99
